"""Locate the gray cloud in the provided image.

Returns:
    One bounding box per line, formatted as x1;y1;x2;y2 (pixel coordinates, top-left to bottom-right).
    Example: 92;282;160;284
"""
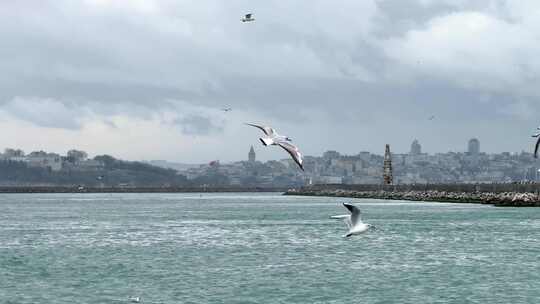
174;114;223;136
0;0;539;161
2;97;84;129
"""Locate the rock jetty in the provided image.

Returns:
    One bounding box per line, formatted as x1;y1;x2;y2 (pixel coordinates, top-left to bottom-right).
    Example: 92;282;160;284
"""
284;188;540;207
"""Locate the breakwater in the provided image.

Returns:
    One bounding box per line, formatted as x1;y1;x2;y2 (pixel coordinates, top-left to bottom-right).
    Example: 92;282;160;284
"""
0;186;286;194
284;184;540;207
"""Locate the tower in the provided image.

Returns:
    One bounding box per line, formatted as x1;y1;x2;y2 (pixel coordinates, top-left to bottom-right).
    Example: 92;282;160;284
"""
410;139;422;155
468;138;480;155
383;144;393;185
248;146;256;162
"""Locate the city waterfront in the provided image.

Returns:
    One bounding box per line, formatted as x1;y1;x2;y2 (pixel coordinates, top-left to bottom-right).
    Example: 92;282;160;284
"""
2;137;540;189
2;193;540;303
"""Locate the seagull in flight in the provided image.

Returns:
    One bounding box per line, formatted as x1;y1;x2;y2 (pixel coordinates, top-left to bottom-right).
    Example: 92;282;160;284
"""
428;115;436;120
331;203;373;237
222;107;232;112
241;13;255;22
245;123;303;170
245;123;292;144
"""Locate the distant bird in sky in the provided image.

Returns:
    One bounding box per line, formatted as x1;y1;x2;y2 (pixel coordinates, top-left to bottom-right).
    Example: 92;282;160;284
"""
245;123;303;170
222;107;232;112
428;115;436;120
331;203;373;237
241;13;255;22
532;128;540;158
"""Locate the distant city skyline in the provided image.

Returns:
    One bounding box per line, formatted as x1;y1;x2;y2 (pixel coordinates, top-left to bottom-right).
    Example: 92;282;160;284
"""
2;138;539;186
3;136;535;166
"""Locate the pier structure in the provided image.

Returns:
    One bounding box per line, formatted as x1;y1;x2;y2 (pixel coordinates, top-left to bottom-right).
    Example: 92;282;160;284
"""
383;144;393;185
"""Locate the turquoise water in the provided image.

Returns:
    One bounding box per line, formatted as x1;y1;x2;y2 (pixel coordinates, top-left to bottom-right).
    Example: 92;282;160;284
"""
1;193;540;303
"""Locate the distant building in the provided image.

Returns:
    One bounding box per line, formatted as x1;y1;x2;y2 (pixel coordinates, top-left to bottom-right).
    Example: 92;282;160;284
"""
4;148;24;158
74;159;104;171
67;149;88;162
383;144;393;185
248;146;256;162
323;150;340;159
410;139;422;155
468;138;480;155
26;152;62;171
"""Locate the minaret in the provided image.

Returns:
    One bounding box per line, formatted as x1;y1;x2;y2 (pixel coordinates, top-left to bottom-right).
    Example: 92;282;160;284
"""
383;144;393;185
248;146;256;162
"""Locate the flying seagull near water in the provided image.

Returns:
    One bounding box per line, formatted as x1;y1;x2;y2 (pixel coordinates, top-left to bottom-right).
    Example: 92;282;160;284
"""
241;13;255;22
245;123;304;170
331;203;373;237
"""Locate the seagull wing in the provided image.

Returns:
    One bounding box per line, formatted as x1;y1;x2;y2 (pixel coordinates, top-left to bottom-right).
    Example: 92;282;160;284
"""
343;203;362;226
534;137;540;158
246;13;252;18
277;141;304;171
245;123;275;136
330;214;352;229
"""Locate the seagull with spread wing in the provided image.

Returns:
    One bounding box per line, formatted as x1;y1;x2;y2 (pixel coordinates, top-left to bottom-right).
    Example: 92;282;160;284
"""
330;203;373;237
241;13;255;22
245;123;304;171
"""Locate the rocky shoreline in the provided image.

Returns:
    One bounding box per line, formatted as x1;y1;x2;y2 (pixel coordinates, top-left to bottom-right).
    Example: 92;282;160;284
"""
284;188;540;207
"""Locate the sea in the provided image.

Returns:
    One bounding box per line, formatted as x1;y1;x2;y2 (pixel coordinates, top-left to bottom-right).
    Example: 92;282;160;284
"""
1;193;540;303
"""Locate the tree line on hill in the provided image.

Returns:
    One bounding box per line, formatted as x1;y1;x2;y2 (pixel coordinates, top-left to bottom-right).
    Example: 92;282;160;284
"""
0;155;191;187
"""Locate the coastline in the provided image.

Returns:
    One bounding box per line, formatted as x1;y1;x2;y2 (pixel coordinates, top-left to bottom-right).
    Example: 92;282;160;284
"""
284;186;540;207
0;186;287;194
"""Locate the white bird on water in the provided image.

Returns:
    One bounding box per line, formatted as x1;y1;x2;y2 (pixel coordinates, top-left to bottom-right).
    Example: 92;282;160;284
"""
331;203;373;237
245;123;304;171
128;296;141;303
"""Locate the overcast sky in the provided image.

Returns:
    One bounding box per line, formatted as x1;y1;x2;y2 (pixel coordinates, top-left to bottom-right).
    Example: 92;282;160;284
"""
1;0;540;163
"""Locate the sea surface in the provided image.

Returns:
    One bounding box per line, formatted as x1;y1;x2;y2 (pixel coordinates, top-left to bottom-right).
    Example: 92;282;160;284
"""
1;193;540;304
